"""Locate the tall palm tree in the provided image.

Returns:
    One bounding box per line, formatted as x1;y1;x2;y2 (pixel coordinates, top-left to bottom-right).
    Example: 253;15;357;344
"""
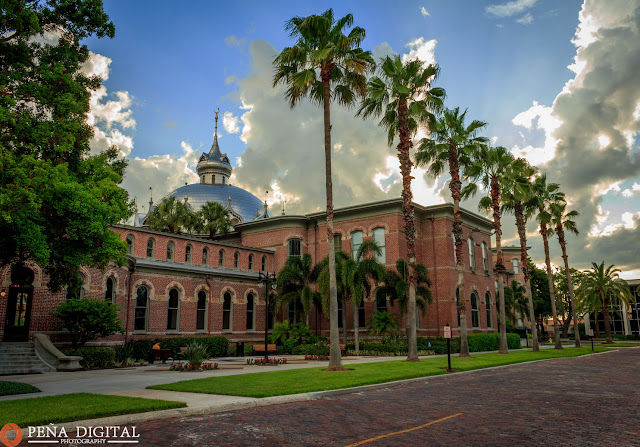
357;55;444;361
577;262;633;343
550;201;581;347
415;107;488;358
461;145;516;354
380;259;433;340
274;10;374;371
196;201;231;239
502;161;540;351
531;175;564;349
343;240;386;353
145;196;194;234
276;254;321;326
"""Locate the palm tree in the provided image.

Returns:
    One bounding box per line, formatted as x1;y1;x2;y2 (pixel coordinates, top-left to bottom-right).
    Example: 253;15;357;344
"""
577;262;633;343
145;196;195;234
196;202;231;239
276;254;321;326
380;259;433;340
343;240;386;353
274;10;374;371
503;281;529;325
416;107;488;358
368;310;400;343
502;161;540;351
531;175;564;349
461;145;516;354
550;201;581;348
357;55;444;361
316;250;350;344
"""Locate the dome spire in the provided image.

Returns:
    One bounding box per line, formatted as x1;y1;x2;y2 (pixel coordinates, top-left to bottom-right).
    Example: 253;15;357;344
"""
209;107;222;157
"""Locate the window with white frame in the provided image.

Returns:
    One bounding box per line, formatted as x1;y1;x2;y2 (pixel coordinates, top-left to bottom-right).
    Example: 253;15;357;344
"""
248;254;254;271
202;247;209;266
167;241;174;261
471;291;480;328
126;235;134;255
185;244;192;264
288;239;302;257
246;293;255;331
486;292;493;328
468;238;475;271
350;230;363;259
373;227;386;264
512;258;519;274
105;276;116;304
146;238;155;258
167;288;179;331
134;286;148;331
218;249;225;267
222;292;232;331
334;233;342;251
234;252;239;269
482;242;488;272
196;290;207;331
261;255;267;272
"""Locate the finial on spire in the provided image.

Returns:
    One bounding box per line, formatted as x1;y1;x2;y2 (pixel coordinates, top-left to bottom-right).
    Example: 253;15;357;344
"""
281;199;286;216
264;190;269;206
149;187;153;207
214;108;220;136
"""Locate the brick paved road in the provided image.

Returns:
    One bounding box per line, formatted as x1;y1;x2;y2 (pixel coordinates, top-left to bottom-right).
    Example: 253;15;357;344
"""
135;349;640;446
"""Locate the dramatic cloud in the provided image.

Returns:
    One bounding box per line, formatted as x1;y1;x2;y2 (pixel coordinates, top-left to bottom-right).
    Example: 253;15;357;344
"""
486;0;537;18
223;111;241;134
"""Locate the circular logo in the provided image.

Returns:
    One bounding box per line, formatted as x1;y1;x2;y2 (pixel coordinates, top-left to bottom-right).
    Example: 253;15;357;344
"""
0;424;22;447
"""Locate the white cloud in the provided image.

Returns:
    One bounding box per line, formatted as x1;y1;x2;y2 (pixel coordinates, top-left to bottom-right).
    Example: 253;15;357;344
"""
510;101;562;165
594;181;620;197
80;52;111;80
87;87;135;129
486;0;537;18
223;111;241;134
622;182;640;198
420;7;430;17
516;13;533;24
402;37;437;68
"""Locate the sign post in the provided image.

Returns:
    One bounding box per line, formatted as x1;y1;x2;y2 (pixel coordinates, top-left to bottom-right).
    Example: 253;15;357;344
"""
444;323;452;370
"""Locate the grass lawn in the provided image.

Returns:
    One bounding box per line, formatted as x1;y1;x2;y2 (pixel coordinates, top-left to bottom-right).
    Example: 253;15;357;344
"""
149;347;609;398
0;393;186;427
0;381;41;396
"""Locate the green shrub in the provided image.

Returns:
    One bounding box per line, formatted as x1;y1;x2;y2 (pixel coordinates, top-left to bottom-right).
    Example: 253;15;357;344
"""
114;344;134;363
52;299;123;348
292;343;330;356
416;333;520;354
0;381;41;396
226;344;236;356
279;338;299;354
126;336;229;360
181;342;209;365
346;341;408;355
63;347;115;368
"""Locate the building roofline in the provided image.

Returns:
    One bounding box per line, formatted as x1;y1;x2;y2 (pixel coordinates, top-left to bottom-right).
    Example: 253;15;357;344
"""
128;256;265;282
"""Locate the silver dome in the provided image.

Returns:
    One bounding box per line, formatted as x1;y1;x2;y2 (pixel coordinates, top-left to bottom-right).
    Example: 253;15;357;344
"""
163;183;270;223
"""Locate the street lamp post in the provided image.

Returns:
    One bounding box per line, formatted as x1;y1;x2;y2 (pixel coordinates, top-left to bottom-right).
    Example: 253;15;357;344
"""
258;271;277;363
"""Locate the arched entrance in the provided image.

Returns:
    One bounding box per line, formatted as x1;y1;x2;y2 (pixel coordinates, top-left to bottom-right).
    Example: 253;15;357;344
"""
3;265;35;342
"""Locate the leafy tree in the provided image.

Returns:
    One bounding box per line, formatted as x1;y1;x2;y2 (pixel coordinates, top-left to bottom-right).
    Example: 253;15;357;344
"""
276;254;321;326
270;320;293;345
503;280;529;324
416;107;488;358
357;55;444;361
368;311;400;343
195;201;231;239
1;0;132;291
274;9;374;371
462;145;518;354
577;262;633;343
290;322;312;343
530;261;552;323
52;298;123;348
145;196;195;234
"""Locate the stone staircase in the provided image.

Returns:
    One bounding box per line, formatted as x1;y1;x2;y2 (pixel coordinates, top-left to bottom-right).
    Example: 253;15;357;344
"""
0;342;53;375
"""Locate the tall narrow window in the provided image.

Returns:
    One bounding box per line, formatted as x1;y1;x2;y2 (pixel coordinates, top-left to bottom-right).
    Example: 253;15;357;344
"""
350;230;363;259
468;238;475;271
288;239;301;257
196;290;207;331
486;292;493;328
167;288;179;331
126;235;134;255
246;293;255;330
218;249;225;268
471;291;480;328
134;286;148;331
185;245;192;264
105;277;115;304
167;241;174;261
268;294;275;330
452;233;457;264
372;228;386;263
512;259;519;274
375;289;387;312
261;255;267;272
248;254;254;271
222;292;232;331
146;238;155;258
234;252;240;269
288;302;296;323
337;299;343;328
334;233;342;251
358;300;366;328
482;242;488;272
202;248;209;266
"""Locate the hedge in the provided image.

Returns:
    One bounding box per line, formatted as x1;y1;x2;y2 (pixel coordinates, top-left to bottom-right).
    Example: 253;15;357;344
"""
63;347;115;368
419;333;520;354
292;343;330;356
126;336;229;360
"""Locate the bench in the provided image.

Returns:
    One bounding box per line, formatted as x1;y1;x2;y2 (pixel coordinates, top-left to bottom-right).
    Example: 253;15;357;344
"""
151;349;173;364
328;344;347;356
252;344;277;355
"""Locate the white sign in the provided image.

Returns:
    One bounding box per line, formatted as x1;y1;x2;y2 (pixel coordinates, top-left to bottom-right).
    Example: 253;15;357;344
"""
444;326;451;339
589;329;594;337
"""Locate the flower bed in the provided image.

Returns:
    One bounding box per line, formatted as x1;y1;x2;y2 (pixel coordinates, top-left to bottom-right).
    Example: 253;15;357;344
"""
304;354;329;361
246;357;287;366
170;362;219;372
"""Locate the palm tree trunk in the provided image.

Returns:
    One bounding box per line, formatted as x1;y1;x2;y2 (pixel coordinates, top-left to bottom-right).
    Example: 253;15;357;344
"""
594;312;600;338
491;176;508;354
602;295;613;343
353;302;359;354
514;201;539;352
540;220;562;349
396;97;419;362
321;73;343;371
557;227;581;347
449;147;469;358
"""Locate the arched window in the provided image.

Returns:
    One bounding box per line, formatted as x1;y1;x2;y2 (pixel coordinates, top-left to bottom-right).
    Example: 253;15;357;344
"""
468;238;475;271
202;248;209;266
167;241;174;261
350;230;363;259
218;249;225;268
222;292;232;331
248;254;254;271
197;290;207;331
288;238;301;257
134;285;149;332
185;245;192;264
372;227;386;263
375;288;387;313
482;242;488;272
146;238;155;258
485;292;493;328
105;276;116;304
261;255;267;272
66;273;85;300
234;252;240;269
512;258;520;274
126;235;134;255
246;293;255;331
358;300;366;328
167;288;179;331
471;291;480;328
